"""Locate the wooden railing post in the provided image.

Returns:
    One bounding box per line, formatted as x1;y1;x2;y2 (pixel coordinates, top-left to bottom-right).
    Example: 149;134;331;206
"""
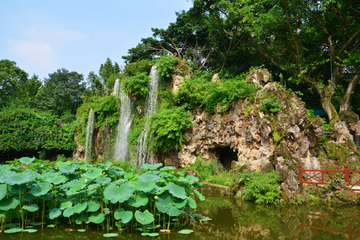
344;165;350;184
299;165;303;183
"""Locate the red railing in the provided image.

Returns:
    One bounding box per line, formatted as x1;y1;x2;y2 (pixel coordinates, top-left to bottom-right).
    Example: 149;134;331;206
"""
301;214;360;240
299;165;360;191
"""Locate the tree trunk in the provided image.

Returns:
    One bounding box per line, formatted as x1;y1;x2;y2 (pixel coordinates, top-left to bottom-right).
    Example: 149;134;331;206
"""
339;74;360;119
318;85;339;122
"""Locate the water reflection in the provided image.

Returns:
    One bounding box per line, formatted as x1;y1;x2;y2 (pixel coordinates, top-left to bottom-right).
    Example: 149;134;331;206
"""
1;193;360;239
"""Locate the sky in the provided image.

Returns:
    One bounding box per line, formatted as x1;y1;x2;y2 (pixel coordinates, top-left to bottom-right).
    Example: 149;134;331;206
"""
1;0;193;81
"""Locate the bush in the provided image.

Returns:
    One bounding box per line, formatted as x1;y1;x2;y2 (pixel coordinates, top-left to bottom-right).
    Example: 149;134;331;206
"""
124;59;152;77
0;107;76;152
238;171;281;204
259;98;283;115
149;106;193;153
123;73;151;98
155;55;179;79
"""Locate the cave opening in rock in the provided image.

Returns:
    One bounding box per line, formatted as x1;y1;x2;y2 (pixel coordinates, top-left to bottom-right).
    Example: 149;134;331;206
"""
218;146;238;170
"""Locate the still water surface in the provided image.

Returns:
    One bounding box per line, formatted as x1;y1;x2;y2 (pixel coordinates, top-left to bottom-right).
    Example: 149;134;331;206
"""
2;190;360;240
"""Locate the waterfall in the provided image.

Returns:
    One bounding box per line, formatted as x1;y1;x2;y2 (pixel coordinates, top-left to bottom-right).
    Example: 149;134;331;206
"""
113;79;134;161
136;66;159;166
85;108;94;162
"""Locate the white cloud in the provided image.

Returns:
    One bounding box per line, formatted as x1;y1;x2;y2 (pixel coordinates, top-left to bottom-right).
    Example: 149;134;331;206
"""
24;27;85;42
11;41;57;69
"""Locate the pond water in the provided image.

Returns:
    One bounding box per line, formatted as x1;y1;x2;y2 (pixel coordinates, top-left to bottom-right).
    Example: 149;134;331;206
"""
2;188;360;240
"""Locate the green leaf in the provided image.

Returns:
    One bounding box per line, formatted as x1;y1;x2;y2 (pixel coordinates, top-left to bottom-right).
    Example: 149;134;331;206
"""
63;207;74;218
44;172;67;185
156;192;172;213
104;183;133;204
58;165;78;174
0;197;19;211
89;212;105;224
49;208;61;220
160;166;174;172
59;201;72;210
114;208;133;224
178;229;193;234
73;202;87;214
168;182;187;199
22;204;39;212
142;233;159;237
103;233;119;237
127;193;148;207
19;157;35;165
142;163;163;170
134;210;154;225
173;198;187;209
31;182;53;196
0;184;7;201
187;197;197;209
135;179;157;193
82;168;103;180
22;229;37;233
85;200;100;212
78;229;86;232
4;228;22;233
193;189;205;201
5;172;33;185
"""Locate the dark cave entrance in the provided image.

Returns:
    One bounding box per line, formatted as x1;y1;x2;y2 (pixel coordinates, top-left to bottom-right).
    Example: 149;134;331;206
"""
218;146;238;170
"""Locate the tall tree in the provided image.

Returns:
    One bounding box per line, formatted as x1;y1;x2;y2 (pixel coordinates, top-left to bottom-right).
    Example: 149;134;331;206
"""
36;68;85;117
0;59;29;107
203;0;360;121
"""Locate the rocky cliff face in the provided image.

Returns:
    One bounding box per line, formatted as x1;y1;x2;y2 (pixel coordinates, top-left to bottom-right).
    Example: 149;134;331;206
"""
172;69;358;200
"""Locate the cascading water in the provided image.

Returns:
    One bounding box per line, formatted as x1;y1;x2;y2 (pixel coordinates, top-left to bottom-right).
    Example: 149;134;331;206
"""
113;79;134;161
136;66;159;166
85;108;94;162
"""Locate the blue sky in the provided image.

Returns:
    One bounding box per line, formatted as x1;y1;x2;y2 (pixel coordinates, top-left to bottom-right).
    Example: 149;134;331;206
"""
1;0;193;80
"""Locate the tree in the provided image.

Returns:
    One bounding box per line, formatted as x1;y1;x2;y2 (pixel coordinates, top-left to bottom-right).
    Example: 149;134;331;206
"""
203;0;360;121
114;62;121;74
0;59;29;106
36;68;85;117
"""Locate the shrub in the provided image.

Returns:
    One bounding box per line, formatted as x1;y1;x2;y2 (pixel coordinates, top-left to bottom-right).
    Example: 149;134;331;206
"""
238;170;281;204
259;98;283;115
155;55;179;79
124;59;152;76
123;73;151;98
149;106;193;153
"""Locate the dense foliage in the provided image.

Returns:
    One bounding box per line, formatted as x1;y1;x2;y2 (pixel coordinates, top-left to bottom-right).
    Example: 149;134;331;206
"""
0;107;75;153
155;55;179;79
149;107;193;154
174;71;258;112
0;157;207;235
123;73;151;98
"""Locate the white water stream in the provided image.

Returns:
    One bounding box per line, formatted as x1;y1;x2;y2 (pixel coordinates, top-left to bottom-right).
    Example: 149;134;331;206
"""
84;108;94;162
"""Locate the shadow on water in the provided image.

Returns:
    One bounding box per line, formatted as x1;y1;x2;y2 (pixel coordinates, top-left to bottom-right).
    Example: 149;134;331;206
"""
2;189;360;240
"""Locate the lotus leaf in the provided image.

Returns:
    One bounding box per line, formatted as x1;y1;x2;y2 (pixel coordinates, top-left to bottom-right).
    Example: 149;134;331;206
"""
58;165;78;174
200;217;212;221
127;193;148;207
193;189;205;201
44;172;67;185
135;210;154;225
8;184;27;195
124;172;133;179
104;183;133;204
138;173;161;183
114;208;133;223
78;229;86;232
142;163;162;170
95;176;111;184
168;205;183;216
185;175;199;183
47;224;56;228
141;233;159;237
22;229;37;233
103;233;118;237
70;180;86;192
63;207;74;218
173;198;187;209
23;193;36;202
160;166;174;172
85;200;100;212
19;157;35;165
156;192;172;213
5;172;33;185
0;184;7;201
82;168;102;180
168;182;187;199
178;229;193;234
89;212;105;224
135;179;156;193
59;201;72;210
44;192;54;201
22;204;39;212
4;228;22;233
0;197;19;211
73;202;87;214
187;197;197;209
31;182;53;196
74;213;89;224
48;208;61;220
